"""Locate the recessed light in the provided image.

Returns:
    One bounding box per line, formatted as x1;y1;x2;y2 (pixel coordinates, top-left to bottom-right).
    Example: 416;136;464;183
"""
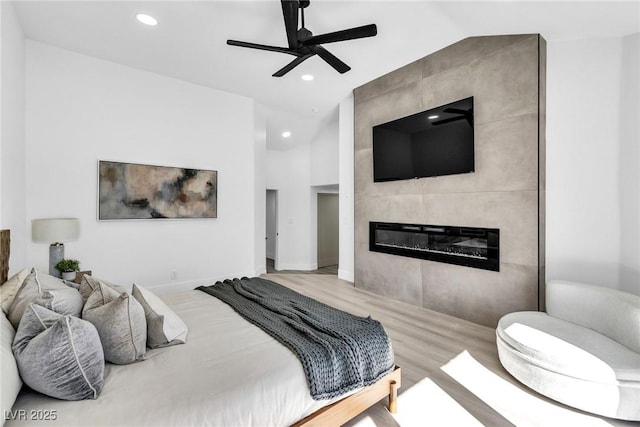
312;108;319;113
282;131;292;138
428;115;439;120
136;14;158;26
301;74;314;81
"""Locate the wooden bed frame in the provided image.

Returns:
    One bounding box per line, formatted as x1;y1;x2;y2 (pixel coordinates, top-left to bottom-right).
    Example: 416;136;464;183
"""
293;365;401;426
0;228;400;426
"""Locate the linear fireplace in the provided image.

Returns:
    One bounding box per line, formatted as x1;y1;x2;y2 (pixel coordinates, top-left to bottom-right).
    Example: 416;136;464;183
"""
370;222;500;271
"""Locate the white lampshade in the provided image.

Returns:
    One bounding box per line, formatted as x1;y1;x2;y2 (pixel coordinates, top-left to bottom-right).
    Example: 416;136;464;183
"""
32;218;80;243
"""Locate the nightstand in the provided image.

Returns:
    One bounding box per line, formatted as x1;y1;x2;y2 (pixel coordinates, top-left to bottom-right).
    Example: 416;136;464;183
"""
73;270;92;284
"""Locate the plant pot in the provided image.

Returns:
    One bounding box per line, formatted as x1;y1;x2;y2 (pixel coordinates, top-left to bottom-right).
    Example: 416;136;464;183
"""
62;271;77;281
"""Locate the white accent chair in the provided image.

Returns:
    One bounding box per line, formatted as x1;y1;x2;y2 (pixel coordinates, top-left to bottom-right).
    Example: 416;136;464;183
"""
496;280;640;421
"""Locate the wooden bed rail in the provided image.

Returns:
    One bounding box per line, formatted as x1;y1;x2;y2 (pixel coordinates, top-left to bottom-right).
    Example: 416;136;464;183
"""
292;366;401;427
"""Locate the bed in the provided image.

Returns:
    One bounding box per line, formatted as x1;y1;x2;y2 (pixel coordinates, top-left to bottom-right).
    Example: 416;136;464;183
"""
0;229;400;426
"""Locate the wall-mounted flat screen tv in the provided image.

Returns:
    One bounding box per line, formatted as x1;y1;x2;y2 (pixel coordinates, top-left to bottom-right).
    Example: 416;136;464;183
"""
372;97;474;182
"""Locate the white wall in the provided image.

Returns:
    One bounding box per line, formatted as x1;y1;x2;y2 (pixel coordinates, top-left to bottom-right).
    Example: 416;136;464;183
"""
0;1;27;274
546;34;639;295
24;41;257;292
338;95;355;282
310;115;339;186
266;144;314;270
266;114;342;272
618;33;640;293
253;105;267;276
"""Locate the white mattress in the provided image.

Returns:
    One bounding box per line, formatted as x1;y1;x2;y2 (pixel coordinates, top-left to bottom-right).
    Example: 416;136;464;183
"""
7;289;346;426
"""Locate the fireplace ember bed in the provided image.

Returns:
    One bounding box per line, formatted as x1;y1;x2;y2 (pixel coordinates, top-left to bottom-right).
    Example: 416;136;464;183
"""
369;222;499;271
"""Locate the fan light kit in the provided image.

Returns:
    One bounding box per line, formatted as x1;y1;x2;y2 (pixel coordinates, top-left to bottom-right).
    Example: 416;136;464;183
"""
136;14;158;26
227;0;377;77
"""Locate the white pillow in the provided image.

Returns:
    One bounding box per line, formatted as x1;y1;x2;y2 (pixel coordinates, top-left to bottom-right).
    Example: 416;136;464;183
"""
1;313;22;426
0;269;30;314
83;282;146;364
132;284;188;348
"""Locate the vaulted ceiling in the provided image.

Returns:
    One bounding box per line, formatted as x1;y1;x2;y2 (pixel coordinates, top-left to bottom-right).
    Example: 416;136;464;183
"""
12;1;639;149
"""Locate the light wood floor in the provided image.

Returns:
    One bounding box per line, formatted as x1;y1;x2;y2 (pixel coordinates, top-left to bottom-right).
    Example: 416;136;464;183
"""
264;273;636;427
266;258;338;275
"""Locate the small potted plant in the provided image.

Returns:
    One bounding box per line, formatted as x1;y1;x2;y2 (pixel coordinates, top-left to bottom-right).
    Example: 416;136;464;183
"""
55;259;80;281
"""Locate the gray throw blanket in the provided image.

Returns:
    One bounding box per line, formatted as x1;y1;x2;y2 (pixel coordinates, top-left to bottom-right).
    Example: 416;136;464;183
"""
197;277;394;400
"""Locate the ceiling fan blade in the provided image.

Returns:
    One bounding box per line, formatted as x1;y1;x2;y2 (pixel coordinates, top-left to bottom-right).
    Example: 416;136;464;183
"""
227;40;297;56
281;0;299;50
442;108;468;115
302;24;377;46
273;54;314;77
310;46;351;74
432;116;465;126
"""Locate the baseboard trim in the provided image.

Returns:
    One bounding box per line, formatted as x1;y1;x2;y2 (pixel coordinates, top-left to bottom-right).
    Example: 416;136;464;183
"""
146;271;253;295
338;269;354;283
276;263;317;271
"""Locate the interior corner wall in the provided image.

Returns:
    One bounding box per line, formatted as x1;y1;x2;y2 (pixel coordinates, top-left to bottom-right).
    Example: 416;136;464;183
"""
546;34;640;295
253;105;267;276
354;35;545;327
1;1;27;274
338;95;355;282
24;41;256;292
310;116;339;186
266;145;314;270
265;115;340;273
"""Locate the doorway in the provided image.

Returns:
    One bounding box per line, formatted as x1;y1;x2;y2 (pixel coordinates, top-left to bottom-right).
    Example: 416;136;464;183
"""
317;193;339;271
266;189;278;272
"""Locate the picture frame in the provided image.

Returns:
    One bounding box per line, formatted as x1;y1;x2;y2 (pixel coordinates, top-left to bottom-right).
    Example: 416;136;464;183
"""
98;160;218;220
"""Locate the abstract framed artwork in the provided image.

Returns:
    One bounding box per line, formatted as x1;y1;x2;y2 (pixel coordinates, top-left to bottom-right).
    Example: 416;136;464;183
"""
98;161;217;220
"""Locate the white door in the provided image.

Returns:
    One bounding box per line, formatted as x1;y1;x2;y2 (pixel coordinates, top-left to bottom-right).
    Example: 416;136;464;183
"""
317;193;339;268
266;190;278;264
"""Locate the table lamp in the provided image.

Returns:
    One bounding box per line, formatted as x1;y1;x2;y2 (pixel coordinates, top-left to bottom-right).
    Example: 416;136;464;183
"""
32;218;80;277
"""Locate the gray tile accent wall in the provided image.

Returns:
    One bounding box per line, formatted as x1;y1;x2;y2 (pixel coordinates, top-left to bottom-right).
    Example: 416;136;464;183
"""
354;34;546;327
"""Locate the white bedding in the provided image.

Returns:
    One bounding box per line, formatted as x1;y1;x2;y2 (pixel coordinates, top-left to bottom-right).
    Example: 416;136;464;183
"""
6;289;347;426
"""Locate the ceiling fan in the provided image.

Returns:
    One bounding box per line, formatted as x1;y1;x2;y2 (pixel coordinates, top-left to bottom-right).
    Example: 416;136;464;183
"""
226;0;377;77
432;108;474;127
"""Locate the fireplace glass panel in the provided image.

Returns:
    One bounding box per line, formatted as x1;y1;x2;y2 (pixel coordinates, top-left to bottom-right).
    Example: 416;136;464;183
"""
370;222;499;271
375;230;488;260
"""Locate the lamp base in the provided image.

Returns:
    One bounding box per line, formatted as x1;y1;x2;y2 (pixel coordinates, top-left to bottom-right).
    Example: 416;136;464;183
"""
49;243;64;278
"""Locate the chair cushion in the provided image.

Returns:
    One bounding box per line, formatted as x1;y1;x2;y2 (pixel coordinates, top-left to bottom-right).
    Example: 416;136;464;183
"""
497;311;640;383
546;280;640;353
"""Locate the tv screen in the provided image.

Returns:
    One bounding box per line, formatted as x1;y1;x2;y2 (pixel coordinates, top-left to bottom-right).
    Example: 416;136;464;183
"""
372;97;474;182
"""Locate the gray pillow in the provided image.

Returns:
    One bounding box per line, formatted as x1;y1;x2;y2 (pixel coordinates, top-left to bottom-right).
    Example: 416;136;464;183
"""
83;282;146;364
79;275;128;302
12;304;104;401
132;284;188;348
8;268;82;329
